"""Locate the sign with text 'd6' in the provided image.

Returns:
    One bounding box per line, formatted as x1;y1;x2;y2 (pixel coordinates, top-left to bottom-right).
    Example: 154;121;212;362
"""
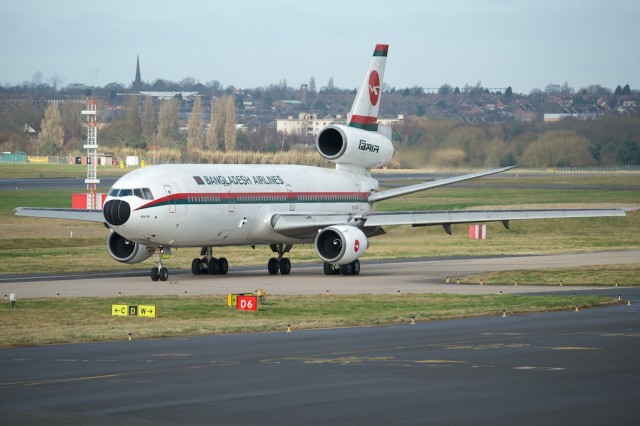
236;295;258;311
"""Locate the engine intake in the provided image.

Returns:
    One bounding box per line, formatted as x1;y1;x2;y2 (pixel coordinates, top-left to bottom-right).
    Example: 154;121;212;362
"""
107;231;153;264
315;225;368;265
316;124;394;170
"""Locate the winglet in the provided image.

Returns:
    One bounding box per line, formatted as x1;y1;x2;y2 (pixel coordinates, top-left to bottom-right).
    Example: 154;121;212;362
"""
347;44;389;132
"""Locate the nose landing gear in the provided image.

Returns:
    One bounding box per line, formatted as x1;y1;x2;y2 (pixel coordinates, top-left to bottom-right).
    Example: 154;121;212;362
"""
150;247;170;281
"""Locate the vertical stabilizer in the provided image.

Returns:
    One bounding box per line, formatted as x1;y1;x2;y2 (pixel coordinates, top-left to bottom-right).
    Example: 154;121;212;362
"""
347;44;388;131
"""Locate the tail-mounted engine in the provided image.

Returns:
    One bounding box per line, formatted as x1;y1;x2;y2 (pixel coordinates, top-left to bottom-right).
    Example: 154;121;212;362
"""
107;231;153;264
315;225;368;265
316;124;394;170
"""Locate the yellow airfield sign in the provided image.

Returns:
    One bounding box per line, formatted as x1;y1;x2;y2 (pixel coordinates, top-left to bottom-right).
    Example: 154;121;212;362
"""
112;304;157;318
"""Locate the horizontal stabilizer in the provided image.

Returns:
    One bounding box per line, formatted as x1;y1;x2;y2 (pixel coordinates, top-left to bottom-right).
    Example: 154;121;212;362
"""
368;166;516;203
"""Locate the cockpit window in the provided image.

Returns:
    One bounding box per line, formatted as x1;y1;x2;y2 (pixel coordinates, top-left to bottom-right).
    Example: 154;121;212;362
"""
108;187;154;200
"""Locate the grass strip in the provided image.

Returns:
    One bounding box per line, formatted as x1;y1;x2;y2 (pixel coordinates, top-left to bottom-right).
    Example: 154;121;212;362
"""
0;293;616;348
457;264;640;286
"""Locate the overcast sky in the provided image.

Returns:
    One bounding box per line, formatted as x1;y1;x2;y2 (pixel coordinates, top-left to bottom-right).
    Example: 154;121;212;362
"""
2;0;638;94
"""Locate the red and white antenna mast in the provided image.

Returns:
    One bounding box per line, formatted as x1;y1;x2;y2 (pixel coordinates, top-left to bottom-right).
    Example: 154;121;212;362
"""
82;99;100;209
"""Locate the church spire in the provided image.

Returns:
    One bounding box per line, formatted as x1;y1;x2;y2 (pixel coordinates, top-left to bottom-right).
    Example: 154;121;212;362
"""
132;54;142;91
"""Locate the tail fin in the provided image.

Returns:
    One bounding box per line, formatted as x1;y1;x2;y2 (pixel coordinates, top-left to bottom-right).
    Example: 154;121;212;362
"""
347;44;388;132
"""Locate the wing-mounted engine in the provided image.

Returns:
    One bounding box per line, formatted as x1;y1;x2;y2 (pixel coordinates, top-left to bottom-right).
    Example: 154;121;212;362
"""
107;230;153;264
316;124;394;172
314;225;368;265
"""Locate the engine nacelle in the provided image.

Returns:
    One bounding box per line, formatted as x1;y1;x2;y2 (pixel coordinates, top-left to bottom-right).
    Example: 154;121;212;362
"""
316;124;394;170
315;225;368;265
107;231;153;264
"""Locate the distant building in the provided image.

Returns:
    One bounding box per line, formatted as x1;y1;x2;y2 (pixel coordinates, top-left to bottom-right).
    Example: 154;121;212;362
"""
132;55;143;91
138;91;200;101
543;113;597;122
276;113;402;136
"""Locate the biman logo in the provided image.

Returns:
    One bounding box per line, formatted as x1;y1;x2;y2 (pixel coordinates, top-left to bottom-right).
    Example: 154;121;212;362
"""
359;140;379;153
354;239;360;252
368;70;380;106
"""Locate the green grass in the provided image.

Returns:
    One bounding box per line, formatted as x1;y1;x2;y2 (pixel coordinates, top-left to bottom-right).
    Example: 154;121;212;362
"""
0;293;616;348
458;264;640;286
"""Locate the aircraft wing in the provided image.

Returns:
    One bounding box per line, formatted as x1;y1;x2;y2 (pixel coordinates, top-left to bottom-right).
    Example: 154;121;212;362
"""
271;208;627;238
361;208;627;229
14;207;105;222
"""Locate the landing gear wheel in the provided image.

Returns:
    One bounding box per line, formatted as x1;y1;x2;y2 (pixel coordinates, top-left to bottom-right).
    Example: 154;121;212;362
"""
279;258;291;275
340;263;354;275
208;258;220;275
339;260;361;276
352;259;360;276
151;267;160;281
218;257;229;275
268;257;279;275
323;262;339;275
159;267;169;281
191;258;202;275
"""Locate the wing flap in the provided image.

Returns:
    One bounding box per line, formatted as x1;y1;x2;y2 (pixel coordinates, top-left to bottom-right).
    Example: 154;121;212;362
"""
363;209;627;227
15;207;105;222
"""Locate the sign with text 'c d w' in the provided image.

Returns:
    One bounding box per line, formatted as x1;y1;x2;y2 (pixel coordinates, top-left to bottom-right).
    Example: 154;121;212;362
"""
236;295;258;311
111;304;157;318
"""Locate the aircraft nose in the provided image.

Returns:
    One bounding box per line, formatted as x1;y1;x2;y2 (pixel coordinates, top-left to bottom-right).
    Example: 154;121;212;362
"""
103;199;131;226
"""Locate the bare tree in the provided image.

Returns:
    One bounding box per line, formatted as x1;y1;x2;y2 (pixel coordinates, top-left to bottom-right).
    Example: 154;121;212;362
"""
207;96;225;151
126;95;140;133
59;101;83;144
223;95;237;152
156;99;179;147
36;103;64;155
187;96;204;160
141;95;155;139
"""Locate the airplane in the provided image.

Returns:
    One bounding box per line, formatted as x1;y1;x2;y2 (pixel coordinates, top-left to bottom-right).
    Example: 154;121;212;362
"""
15;44;627;281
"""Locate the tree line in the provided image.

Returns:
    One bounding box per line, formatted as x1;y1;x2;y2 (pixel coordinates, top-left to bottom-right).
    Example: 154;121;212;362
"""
393;115;640;168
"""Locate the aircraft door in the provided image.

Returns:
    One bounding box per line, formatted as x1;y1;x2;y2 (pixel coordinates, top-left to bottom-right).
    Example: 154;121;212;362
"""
286;184;295;211
226;186;235;212
164;185;176;213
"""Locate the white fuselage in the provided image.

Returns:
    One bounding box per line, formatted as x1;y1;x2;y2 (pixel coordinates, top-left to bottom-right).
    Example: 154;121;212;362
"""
105;164;378;247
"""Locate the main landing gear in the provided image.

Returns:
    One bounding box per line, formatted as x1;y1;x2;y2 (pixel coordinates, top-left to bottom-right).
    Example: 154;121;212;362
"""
191;247;228;276
323;259;360;276
268;243;292;275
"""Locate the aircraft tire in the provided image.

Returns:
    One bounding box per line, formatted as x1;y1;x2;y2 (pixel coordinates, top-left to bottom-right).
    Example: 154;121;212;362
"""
280;258;291;275
151;267;160;281
159;267;169;281
219;257;229;275
207;259;219;275
340;263;354;275
352;259;360;275
268;257;279;275
191;258;201;275
323;262;336;275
